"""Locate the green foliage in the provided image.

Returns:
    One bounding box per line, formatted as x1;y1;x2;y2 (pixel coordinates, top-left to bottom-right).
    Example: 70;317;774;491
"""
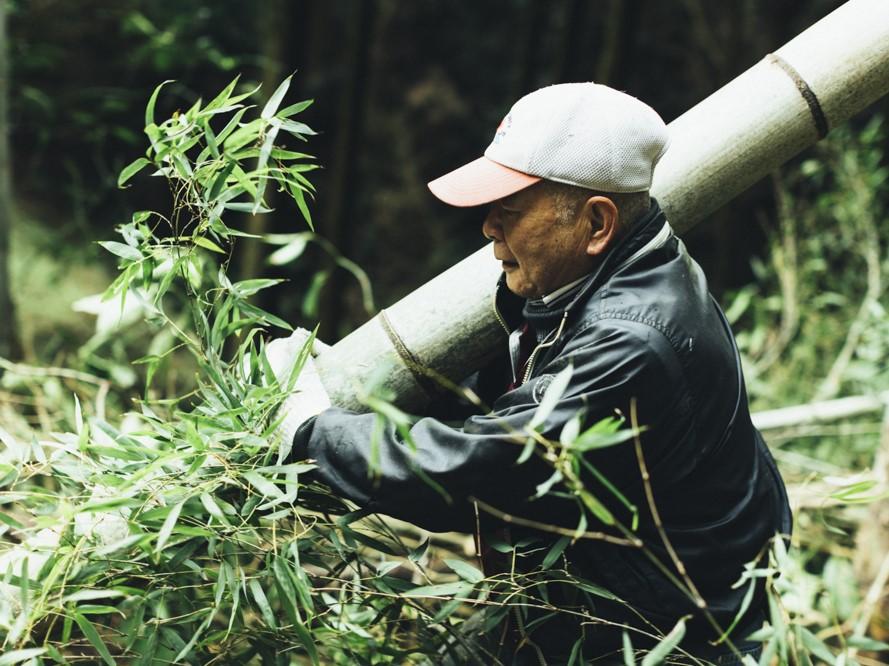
0;76;457;664
729;116;889;412
723;118;889;665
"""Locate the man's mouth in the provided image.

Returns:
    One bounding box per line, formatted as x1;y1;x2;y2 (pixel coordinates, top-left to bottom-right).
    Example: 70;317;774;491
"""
493;246;517;268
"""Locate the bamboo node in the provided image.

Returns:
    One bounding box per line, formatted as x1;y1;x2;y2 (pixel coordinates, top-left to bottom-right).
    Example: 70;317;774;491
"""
766;52;830;139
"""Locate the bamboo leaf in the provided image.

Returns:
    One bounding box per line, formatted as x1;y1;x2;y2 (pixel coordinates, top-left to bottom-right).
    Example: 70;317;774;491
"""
171;152;193;179
798;626;835;663
278;99;313;118
155;499;185;555
847;636;889;650
408;538;429;563
207;160;236;201
570;428;637;452
224;118;263;153
567;637;584;666
0;649;48;665
574;577;619;601
292;618;320;666
233;278;284;297
280;119;316;137
541;535;571;569
99;241;143;262
62;589;127;604
444;558;484;584
533;469;563;498
248;578;277;629
145;79;173;127
262;75;293;120
215;106;250;144
243;471;283;499
289;179;314;229
267;235;310;265
641;617;686;666
200;493;231;526
516;436;537;465
73;612;116;666
118;157;151;187
622;631;634;666
193;236;226;254
402;581;474;598
205;75;241;112
273;557;301;626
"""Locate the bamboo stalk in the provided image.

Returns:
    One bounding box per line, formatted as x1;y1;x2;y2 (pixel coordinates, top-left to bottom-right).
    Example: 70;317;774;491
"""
316;0;889;411
752;392;889;431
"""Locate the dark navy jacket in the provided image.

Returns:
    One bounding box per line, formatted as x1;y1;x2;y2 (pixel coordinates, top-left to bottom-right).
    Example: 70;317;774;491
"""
293;201;791;652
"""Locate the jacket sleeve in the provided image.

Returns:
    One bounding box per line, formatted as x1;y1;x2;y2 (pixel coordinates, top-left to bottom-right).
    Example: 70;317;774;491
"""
292;318;692;533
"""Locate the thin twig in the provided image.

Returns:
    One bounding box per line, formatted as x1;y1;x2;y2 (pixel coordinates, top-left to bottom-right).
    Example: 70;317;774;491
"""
628;399;749;659
469;496;641;547
755;172;800;373
816;195;882;401
629;399;706;610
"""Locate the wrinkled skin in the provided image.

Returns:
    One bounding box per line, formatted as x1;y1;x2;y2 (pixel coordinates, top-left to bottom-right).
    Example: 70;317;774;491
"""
481;183;620;298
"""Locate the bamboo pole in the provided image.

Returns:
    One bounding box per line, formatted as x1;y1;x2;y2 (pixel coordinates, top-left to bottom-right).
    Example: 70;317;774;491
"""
752;392;889;432
316;0;889;412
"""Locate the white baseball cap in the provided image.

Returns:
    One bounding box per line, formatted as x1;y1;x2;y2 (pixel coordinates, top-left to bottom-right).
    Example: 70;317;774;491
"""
428;82;669;207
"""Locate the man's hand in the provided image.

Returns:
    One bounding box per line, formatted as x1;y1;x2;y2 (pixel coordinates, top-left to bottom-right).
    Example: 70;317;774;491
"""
266;328;332;462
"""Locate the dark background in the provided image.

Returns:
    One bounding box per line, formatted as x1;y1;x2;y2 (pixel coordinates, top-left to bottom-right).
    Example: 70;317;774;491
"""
4;0;880;348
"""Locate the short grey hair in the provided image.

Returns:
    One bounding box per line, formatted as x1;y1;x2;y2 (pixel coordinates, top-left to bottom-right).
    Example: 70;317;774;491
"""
538;181;651;227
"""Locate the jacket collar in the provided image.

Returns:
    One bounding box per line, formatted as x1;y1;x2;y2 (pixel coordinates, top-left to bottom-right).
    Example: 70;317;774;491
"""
495;199;672;333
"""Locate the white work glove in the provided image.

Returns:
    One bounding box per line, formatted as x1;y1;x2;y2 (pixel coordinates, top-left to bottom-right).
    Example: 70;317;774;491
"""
265;328;332;462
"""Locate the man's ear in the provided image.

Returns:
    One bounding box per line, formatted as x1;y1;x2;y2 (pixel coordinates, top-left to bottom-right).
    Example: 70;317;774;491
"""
581;196;620;256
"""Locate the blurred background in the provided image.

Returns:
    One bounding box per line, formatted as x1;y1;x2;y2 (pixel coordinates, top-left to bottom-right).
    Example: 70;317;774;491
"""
3;0;889;653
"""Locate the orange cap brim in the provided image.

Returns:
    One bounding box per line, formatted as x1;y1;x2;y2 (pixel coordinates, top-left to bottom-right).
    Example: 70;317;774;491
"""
427;156;541;207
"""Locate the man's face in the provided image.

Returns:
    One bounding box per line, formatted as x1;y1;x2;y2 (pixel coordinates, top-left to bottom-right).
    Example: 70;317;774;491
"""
481;184;596;299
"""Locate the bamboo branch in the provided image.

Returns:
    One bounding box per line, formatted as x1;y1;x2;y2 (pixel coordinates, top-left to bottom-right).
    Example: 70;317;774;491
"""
469;497;641;548
0;356;111;387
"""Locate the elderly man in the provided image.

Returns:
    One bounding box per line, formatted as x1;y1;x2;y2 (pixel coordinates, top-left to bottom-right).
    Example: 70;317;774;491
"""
273;83;791;664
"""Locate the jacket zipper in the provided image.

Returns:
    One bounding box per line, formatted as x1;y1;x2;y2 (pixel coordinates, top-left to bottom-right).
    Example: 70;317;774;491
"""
493;282;570;386
521;311;569;385
492;284;511;335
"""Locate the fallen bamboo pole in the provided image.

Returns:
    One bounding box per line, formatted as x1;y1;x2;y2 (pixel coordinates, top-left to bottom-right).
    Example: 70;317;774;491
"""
316;0;889;412
752;392;889;432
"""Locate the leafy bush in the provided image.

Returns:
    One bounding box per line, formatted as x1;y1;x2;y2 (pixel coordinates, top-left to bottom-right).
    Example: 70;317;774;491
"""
0;76;453;665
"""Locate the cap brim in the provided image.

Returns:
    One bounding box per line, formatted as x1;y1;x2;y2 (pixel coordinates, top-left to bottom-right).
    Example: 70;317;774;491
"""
427;156;541;207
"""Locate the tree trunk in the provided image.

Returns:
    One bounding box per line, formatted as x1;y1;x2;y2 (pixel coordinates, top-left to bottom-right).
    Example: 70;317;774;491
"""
316;0;376;340
238;0;288;283
0;0;19;361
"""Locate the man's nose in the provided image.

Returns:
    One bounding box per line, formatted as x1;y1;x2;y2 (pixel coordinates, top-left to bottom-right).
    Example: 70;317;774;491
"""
482;212;502;242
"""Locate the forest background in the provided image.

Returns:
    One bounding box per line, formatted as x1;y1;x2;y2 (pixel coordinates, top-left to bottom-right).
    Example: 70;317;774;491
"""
2;0;889;664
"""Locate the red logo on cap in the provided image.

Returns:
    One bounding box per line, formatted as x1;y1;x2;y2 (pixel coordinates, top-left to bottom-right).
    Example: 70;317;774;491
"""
493;114;512;144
